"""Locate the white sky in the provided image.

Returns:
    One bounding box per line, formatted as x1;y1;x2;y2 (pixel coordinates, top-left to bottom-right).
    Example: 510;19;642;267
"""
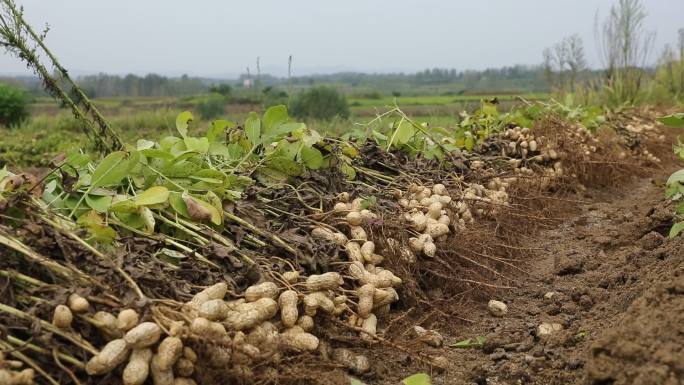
1;0;683;77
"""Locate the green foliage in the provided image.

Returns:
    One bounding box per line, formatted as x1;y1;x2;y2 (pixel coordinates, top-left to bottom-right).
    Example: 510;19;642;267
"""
347;93;549;108
262;88;289;109
290;86;350;121
32;106;336;243
196;94;227;119
662;112;684;237
540;98;607;130
657;113;684;128
0;83;30;127
343;101;522;160
209;84;232;97
361;91;382;100
0;115;89;166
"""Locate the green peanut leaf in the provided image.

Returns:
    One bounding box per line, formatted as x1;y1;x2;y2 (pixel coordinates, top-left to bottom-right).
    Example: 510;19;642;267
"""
299;146;323;169
136;139;155;150
134;186;170;206
657;113;684;128
207;119;235;143
245;112;262;146
184;137;210;153
263;105;289;133
91;151;137;188
176;111;194;138
169;192;190;218
85;194;112;213
667;169;684;186
394;120;415;145
669;221;684;238
402;373;432;385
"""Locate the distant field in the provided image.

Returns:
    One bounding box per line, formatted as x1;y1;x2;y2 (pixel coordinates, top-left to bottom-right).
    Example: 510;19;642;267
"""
30;92;549;116
347;93;549;108
19;92;550;144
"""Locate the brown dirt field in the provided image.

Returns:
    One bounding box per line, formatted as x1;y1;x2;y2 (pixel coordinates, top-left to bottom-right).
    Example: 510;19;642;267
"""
374;150;684;384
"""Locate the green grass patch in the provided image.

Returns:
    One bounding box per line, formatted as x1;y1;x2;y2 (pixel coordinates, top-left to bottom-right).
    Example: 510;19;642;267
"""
348;93;549;108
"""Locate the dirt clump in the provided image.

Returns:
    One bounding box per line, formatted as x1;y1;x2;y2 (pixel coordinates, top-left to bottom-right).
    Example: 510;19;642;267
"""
586;254;684;385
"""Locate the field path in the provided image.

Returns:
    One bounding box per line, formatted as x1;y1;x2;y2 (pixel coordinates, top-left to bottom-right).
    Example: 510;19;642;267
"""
429;161;684;385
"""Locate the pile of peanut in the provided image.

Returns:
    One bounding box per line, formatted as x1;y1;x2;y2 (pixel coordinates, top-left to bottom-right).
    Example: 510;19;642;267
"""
52;247;394;382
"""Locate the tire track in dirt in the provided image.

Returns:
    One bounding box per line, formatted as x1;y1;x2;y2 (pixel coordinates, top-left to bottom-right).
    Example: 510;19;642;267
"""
430;167;684;385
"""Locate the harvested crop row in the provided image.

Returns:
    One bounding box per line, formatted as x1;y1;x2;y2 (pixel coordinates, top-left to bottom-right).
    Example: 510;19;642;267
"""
0;107;668;385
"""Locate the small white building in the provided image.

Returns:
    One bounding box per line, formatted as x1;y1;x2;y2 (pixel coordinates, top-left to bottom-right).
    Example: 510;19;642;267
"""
242;78;254;88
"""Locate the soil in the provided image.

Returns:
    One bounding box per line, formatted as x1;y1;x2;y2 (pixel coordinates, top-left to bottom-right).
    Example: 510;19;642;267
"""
396;163;684;384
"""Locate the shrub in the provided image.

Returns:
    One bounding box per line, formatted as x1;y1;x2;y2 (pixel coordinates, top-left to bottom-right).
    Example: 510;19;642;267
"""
196;93;226;119
290;86;349;121
209;84;232;97
263;89;289;109
363;91;383;100
0;83;30;127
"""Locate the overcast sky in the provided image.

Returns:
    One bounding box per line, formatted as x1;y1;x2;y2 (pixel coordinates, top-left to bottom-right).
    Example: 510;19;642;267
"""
1;0;683;78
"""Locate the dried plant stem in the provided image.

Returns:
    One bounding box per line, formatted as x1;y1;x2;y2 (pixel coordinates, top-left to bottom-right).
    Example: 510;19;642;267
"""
0;0;122;153
224;210;298;255
0;303;98;355
6;335;84;369
40;216;145;299
0;230;86;282
0;340;60;385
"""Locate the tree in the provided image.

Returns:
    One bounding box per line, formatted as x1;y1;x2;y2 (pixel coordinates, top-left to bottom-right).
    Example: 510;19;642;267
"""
0;82;29;126
542;34;587;93
209;84;232;97
564;35;587;90
542;48;554;89
290;86;349;121
595;0;655;104
196;94;226;119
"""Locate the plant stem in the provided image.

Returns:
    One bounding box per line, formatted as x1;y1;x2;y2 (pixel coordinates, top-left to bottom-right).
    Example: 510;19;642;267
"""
0;230;80;281
6;335;84;369
223;210;298;255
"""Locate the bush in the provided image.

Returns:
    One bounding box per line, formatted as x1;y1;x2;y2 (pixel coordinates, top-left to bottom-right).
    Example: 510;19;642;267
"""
0;83;30;127
290;86;349;121
209;84;232;97
196;93;227;119
363;91;383;100
263;88;289;109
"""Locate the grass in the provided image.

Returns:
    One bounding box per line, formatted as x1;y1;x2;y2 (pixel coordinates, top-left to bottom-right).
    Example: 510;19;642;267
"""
0;110;187;167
